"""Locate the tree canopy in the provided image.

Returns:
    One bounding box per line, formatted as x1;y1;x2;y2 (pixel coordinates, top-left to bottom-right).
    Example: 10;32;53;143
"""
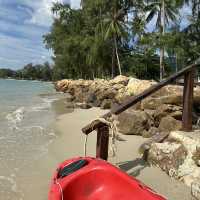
0;62;53;81
42;0;200;81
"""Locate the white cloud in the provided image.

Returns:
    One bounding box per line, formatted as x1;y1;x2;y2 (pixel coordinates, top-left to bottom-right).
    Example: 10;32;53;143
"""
71;0;81;9
24;0;63;27
0;0;78;69
0;32;53;69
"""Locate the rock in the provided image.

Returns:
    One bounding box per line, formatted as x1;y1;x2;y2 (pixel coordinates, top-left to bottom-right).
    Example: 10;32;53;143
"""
55;79;72;92
86;93;97;103
191;178;200;200
169;131;200;186
117;110;153;135
153;104;182;126
109;75;130;86
192;146;200;167
142;127;159;138
126;78;156;96
159;116;182;132
96;88;117;101
154;85;183;98
141;95;182;110
148;142;187;177
86;92;101;107
75;102;92;109
100;99;112;109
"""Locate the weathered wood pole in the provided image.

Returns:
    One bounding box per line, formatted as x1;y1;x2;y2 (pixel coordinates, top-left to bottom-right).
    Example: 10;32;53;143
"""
182;69;194;131
96;124;109;160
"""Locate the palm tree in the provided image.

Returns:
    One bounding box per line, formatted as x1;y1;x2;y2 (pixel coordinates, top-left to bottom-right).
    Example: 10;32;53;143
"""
145;0;179;80
102;0;128;77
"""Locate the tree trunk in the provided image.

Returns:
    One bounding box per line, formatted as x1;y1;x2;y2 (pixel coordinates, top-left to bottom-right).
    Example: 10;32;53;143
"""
175;52;178;73
160;0;165;81
114;35;122;75
160;48;164;81
111;46;116;78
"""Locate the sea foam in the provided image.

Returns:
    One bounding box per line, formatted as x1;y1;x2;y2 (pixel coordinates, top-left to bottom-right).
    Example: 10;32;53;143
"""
6;107;25;129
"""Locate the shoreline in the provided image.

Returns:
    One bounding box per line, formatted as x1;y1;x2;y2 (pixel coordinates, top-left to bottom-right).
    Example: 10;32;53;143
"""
8;84;193;200
14;99;193;200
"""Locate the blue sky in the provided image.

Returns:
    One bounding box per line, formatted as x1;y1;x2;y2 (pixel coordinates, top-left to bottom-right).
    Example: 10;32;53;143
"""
0;0;81;70
0;0;191;70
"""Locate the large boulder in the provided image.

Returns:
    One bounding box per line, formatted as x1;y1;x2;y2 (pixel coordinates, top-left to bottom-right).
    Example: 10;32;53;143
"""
169;131;200;186
96;88;118;101
154;85;183;97
153;104;182;124
55;79;72;92
126;78;156;96
191;178;200;200
158;116;182;132
148;104;183;127
148;142;187;177
141;95;182;110
117;110;153;135
109;75;130;86
100;99;113;109
148;131;200;188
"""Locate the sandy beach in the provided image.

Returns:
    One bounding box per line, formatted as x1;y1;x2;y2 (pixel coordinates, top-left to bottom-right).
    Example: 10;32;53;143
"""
51;107;192;200
17;106;192;200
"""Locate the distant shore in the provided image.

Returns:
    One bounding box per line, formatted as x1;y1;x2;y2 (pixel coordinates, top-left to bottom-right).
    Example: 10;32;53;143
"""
0;77;53;83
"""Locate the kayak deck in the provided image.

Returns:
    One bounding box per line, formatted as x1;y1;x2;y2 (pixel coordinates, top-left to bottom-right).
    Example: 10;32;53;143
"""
49;157;166;200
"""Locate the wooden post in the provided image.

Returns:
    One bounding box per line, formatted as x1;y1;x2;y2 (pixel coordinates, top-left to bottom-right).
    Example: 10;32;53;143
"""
96;124;109;160
182;69;194;131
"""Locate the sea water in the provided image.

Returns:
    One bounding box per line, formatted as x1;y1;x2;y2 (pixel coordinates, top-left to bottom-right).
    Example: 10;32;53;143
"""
0;79;64;200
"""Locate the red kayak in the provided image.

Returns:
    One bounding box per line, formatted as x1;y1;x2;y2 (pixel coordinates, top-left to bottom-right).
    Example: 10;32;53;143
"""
48;157;166;200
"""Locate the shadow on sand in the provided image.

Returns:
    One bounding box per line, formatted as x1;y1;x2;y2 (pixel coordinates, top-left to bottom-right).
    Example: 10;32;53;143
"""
117;158;148;177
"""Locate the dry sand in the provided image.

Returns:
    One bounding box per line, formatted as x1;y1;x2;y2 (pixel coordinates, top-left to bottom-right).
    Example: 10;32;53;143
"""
20;107;192;200
52;108;192;200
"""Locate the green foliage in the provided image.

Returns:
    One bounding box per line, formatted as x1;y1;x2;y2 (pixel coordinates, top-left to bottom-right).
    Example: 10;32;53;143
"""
42;0;200;81
0;62;53;81
0;69;16;78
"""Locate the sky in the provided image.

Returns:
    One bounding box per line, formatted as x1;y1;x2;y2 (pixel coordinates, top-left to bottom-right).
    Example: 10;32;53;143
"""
0;0;191;70
0;0;81;70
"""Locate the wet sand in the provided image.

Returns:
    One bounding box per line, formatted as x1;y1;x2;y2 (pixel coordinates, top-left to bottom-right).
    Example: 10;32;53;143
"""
19;107;192;200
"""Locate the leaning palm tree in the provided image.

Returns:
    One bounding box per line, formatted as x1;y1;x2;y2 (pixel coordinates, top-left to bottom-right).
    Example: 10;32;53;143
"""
145;0;180;81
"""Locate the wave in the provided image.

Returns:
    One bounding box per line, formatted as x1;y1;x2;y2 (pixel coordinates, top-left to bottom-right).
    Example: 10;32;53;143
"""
30;97;56;112
0;175;17;192
6;107;25;129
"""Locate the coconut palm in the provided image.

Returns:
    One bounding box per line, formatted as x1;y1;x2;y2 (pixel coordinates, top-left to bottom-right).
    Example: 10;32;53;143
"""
145;0;181;80
102;0;129;77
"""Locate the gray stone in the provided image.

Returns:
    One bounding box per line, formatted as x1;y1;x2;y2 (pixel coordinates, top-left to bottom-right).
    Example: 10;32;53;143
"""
191;179;200;200
142;127;159;138
159;116;182;132
86;93;97;103
117;110;153;135
153;104;182;125
100;99;112;109
148;142;187;177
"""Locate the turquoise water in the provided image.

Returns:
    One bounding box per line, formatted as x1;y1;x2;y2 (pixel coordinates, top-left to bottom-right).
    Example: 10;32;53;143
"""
0;79;62;199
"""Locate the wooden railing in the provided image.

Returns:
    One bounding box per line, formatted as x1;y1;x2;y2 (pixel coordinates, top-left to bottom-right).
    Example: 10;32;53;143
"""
82;64;199;160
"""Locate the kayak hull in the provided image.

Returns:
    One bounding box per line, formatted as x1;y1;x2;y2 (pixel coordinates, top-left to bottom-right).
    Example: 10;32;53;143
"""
48;157;166;200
